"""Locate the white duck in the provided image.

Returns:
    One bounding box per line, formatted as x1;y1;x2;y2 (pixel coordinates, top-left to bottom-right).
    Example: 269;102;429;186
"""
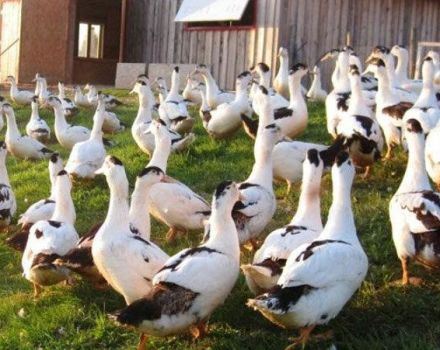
130;79;194;156
85;84;123;109
26;96;50;142
242;149;324;295
146;119;210;241
8;153;63;252
0;141;16;227
2;103;54;160
192;64;234;108
201;71;252;139
74;85;94;107
391;45;423;94
92;156;169;304
247;151;368;348
306;66;328;102
47;96;91;149
34;74;52;105
390;118;440;285
6;75;34;105
65;95;107;179
110;181;241;348
58;82;79;117
22;170;79;297
182;74;202;104
158;67;194;134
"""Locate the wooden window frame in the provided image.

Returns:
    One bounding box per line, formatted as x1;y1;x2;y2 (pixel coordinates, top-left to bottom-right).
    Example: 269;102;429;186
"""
76;21;105;60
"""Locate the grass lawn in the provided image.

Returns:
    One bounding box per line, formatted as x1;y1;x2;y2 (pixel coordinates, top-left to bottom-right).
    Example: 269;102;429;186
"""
0;91;439;350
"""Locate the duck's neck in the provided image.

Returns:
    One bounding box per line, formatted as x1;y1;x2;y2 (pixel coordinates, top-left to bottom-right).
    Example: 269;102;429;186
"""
288;75;305;108
129;180;151;240
0;156;10;187
90;105;105;140
39;79;48;96
395;52;409;82
276;56;288;80
247;143;273;189
5;111;21;140
310;72;322;91
53;105;69;131
201;71;220;97
234;82;248;102
51;183;76;225
58;86;66;99
377;71;398;105
291;178;322;230
260;72;271;88
9;80;18;96
35;81;41;96
397;135;431;193
385;56;398;86
168;74;179;98
103;177;130;231
30;102;39;120
147;135;170;173
199;89;209;112
415;77;437;107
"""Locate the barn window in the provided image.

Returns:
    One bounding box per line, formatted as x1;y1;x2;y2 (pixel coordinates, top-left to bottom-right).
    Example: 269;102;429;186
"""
175;0;256;31
77;22;104;59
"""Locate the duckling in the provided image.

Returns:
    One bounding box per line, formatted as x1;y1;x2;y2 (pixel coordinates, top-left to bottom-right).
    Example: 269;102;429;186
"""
58;82;79;117
0;141;16;227
92;156;169;304
390;119;440;285
65;95;107;179
192;64;234;108
146;119;210;241
47;96;91;149
74;85;93;107
109;180;242;348
242;149;324;295
201;71;252;139
5;75;34;105
130;78;195;156
306;66;328;102
182;74;202;104
2;103;54;160
158;67;194;134
247;152;368;349
22;170;79;297
9;153;63;252
25;96;50;143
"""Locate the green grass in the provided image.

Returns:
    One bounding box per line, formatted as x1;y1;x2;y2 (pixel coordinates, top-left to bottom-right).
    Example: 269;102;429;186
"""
1;93;439;350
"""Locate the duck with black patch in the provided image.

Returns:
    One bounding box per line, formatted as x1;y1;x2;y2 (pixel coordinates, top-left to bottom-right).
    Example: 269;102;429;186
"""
2;103;54;160
25;96;51;143
9;153;63;252
389;119;440;285
0;141;16;228
57;82;79;117
22;170;79;298
109;180;242;349
85;83;123;109
6;75;34;105
247;152;368;349
242;149;324;295
145;119;210;241
92;156;169;304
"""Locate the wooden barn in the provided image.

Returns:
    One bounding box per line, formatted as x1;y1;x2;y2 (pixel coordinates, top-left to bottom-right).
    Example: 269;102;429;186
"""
1;0;440;88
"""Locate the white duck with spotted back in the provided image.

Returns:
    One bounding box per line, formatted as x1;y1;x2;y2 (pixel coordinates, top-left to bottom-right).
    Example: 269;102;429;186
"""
22;170;79;297
306;66;328;102
6;75;34;105
0;141;16;227
57;82;78;117
26;96;50;142
390;118;440;285
130;78;195;156
192;64;234;108
146;119;210;241
65;95;107;179
110;180;242;348
242;149;324;295
247;152;368;349
92;156;169;304
47;96;91;149
158;67;194;134
3;103;54;160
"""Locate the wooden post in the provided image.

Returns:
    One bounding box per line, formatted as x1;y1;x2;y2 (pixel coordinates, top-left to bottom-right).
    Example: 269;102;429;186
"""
119;0;127;63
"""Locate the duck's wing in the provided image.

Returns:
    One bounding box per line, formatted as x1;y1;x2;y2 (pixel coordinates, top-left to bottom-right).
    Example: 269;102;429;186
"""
20;136;53;156
158;176;209;206
163;99;188;120
18;199;55;226
67;139;105;165
338;115;382;143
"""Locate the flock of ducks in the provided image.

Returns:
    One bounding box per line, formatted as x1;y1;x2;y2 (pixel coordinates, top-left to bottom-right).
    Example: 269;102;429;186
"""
1;44;440;350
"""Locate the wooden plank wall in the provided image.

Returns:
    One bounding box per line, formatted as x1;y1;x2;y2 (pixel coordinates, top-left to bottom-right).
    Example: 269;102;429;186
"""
125;0;281;90
0;0;22;81
125;0;440;90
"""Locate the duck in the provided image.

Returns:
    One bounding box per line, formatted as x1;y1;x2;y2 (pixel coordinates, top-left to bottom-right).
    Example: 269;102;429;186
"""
182;74;202;104
25;96;50;143
426;120;440;190
273;47;290;99
109;180;242;348
92;156;169;304
192;64;234;108
85;84;123;109
65;95;107;179
201;71;252;139
47;96;91;149
232;87;279;248
2;103;54;160
8;153;63;252
5;75;34;105
57;82;79;117
158;67;194;134
426;50;440;95
247;151;368;349
102;110;125;134
21;170;79;297
306;66;328;102
34;74;52;105
391;45;423;94
146;119;210;241
242;149;324;295
368;57;413;159
74;85;94;107
402;57;440;133
130;78;195;156
0;141;16;227
389;118;440;285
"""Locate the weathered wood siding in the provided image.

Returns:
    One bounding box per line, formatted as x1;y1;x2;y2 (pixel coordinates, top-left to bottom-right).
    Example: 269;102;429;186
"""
0;0;22;81
126;0;440;90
